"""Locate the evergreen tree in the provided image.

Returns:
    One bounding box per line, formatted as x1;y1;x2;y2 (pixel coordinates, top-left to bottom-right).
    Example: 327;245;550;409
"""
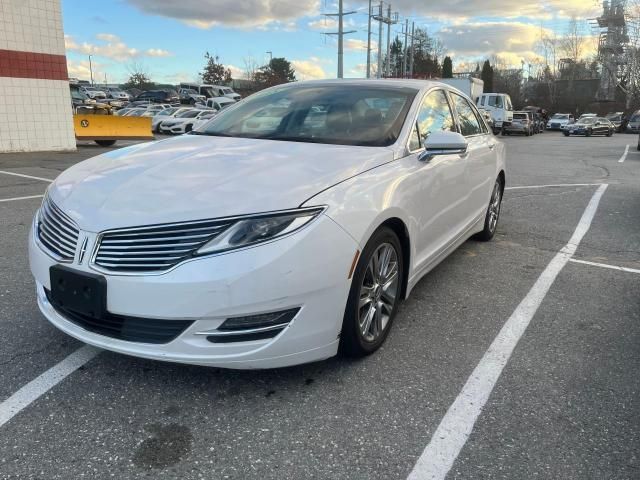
201;52;232;85
254;57;296;87
481;60;494;92
442;56;453;78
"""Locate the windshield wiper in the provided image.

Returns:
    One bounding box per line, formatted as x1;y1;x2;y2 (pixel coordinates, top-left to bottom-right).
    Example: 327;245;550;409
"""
189;131;234;137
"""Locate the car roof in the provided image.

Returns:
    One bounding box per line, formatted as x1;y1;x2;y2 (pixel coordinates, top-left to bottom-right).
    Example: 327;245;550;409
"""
278;78;450;92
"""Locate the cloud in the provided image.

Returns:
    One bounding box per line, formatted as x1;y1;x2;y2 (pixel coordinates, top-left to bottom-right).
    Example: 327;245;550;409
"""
439;22;548;57
225;64;246;79
308;18;337;31
125;0;318;28
292;59;328;80
371;0;598;21
65;34;172;62
344;38;377;52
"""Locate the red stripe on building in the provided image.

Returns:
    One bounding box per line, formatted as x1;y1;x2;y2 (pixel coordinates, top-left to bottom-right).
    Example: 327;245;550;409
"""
0;49;68;81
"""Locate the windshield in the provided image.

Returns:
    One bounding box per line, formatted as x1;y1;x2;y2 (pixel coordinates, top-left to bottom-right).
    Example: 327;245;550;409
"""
176;110;201;118
156;108;177;116
552;114;568;119
578;117;596;124
198;85;417;146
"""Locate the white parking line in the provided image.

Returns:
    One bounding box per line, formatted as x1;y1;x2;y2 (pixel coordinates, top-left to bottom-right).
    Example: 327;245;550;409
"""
0;194;44;203
569;258;640;274
0;170;54;183
407;183;608;480
0;345;100;428
618;145;629;163
505;183;601;190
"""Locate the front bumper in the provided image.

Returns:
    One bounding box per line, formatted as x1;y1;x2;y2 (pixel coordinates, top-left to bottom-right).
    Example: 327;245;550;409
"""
29;214;358;369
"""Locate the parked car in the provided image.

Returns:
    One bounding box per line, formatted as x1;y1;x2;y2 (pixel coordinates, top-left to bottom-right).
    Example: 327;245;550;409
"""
605;112;625;132
192;111;218;130
625;110;640;133
476;93;513;133
578;113;597;122
158;109;212;134
180;82;241;101
29;79;505;369
564;117;614;137
546;113;574;130
205;97;236;112
151;107;192;132
104;87;130;101
79;86;107;100
134;89;180;105
122;108;147;117
503;111;533;136
179;88;207;105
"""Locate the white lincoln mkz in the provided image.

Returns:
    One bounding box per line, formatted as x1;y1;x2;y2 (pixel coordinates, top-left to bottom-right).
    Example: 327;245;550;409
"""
29;79;506;369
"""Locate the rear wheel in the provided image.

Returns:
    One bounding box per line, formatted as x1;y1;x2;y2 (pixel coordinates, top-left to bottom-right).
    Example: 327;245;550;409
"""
340;227;403;357
95;140;116;147
563;131;570;137
475;176;503;242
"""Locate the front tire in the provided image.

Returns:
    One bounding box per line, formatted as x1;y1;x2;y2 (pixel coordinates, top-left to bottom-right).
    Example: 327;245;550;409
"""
340;227;403;357
475;176;503;242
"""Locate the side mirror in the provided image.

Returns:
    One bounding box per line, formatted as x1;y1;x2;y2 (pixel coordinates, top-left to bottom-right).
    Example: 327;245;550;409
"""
418;131;468;162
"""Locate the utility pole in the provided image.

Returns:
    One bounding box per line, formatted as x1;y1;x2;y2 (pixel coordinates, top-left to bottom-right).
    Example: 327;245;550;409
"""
322;0;356;78
385;4;392;77
409;22;415;78
366;0;372;78
376;2;383;78
373;3;397;78
88;55;94;86
266;51;272;63
402;18;408;78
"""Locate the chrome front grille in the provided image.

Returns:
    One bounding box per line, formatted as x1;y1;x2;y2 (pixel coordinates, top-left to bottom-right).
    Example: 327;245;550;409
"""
37;197;80;261
93;219;232;273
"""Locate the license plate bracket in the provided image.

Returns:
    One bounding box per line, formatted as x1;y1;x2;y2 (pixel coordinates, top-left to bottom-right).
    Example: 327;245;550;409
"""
49;265;107;319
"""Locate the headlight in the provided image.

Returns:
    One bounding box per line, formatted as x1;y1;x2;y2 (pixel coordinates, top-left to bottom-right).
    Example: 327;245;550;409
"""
196;207;324;255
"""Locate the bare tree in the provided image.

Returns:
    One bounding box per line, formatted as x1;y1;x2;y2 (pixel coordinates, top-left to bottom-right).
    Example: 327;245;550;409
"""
243;56;260;81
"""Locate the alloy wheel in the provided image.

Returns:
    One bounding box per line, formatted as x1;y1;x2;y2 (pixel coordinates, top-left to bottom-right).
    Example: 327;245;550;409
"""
358;243;400;343
488;180;502;233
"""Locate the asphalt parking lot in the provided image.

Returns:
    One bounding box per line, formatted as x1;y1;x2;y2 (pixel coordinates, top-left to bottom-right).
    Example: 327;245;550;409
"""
0;132;638;479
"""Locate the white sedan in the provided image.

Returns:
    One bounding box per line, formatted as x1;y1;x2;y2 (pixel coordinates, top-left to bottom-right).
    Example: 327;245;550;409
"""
151;107;193;132
158;109;213;134
29;79;505;369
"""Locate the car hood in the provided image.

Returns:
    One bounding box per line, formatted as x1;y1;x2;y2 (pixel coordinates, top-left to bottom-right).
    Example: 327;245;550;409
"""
49;135;394;232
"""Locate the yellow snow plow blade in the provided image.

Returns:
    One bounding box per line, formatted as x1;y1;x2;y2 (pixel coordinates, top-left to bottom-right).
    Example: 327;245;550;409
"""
74;114;154;142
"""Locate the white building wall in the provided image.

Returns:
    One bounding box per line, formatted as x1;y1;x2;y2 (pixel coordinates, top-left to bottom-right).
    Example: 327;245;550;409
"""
0;0;75;152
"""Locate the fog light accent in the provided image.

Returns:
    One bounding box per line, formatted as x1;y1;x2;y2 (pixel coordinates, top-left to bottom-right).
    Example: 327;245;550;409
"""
218;308;300;331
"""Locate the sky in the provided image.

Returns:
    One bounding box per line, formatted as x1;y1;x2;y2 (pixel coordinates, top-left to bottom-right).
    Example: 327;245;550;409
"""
61;0;602;85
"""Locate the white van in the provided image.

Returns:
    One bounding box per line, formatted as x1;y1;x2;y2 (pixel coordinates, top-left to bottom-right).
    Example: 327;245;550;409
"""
477;93;513;133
